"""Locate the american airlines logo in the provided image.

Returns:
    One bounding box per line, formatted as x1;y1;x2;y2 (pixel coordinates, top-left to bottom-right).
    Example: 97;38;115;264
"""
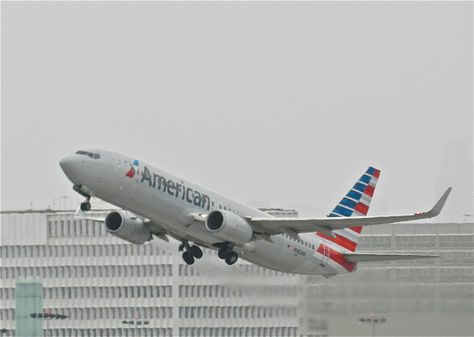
126;160;139;178
140;166;211;210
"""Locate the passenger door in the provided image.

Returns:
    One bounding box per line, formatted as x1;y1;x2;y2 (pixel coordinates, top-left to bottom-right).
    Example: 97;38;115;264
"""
114;158;125;178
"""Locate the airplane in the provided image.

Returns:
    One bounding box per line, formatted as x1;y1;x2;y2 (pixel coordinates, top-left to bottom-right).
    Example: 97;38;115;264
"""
59;148;452;276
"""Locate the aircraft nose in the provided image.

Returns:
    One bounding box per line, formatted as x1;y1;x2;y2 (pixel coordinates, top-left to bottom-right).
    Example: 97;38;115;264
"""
59;155;73;172
59;155;81;182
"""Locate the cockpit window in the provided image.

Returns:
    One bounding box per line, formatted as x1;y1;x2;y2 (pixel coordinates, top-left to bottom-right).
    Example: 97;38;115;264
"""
75;150;100;159
75;150;88;156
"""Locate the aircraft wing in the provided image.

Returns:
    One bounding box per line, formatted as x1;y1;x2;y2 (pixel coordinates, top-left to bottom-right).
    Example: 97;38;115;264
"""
248;188;452;236
73;207;169;241
74;208;108;223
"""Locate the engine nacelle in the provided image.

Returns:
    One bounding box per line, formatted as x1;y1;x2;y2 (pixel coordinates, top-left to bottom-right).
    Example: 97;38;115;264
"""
205;210;253;245
104;210;152;244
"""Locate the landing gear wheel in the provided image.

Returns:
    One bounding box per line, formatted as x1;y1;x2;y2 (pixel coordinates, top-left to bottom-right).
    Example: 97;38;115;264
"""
182;251;195;265
189;245;203;259
80;202;91;211
218;247;229;259
225;252;238;265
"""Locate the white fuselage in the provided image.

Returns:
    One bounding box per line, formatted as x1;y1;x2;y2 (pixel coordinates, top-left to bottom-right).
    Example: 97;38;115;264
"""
60;149;356;276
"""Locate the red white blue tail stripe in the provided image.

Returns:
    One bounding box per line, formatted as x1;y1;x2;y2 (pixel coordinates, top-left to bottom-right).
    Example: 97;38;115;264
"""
317;167;380;253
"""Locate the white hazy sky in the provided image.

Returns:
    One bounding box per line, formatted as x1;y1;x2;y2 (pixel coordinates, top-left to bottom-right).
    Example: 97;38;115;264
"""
2;2;473;222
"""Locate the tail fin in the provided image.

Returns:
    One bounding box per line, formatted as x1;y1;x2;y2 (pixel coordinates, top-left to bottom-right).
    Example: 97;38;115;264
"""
317;167;380;251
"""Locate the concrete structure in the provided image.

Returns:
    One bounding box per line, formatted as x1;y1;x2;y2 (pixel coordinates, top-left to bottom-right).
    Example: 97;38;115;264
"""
1;210;473;336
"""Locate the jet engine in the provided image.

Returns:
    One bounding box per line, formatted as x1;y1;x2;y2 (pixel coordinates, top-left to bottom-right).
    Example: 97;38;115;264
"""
104;210;152;244
205;210;253;245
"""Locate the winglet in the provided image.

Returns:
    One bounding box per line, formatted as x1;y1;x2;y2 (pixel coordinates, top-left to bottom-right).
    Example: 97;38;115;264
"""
427;187;452;217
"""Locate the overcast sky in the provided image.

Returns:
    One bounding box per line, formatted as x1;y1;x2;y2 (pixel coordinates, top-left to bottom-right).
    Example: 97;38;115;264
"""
2;2;472;222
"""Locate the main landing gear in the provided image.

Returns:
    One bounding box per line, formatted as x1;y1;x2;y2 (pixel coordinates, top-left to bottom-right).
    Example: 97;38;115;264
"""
217;243;239;265
179;241;203;265
179;241;238;266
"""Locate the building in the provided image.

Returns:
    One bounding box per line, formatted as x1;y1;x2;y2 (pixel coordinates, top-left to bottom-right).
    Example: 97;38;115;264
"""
0;210;299;337
1;210;473;336
300;221;474;337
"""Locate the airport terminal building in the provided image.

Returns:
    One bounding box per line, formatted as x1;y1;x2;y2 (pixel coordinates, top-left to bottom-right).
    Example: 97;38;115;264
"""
1;210;473;336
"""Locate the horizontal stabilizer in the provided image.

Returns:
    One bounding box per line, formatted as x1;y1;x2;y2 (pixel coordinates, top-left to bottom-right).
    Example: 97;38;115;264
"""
343;253;439;262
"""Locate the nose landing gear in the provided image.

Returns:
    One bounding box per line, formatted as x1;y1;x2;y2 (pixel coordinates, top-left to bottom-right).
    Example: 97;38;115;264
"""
73;185;93;212
80;198;91;211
